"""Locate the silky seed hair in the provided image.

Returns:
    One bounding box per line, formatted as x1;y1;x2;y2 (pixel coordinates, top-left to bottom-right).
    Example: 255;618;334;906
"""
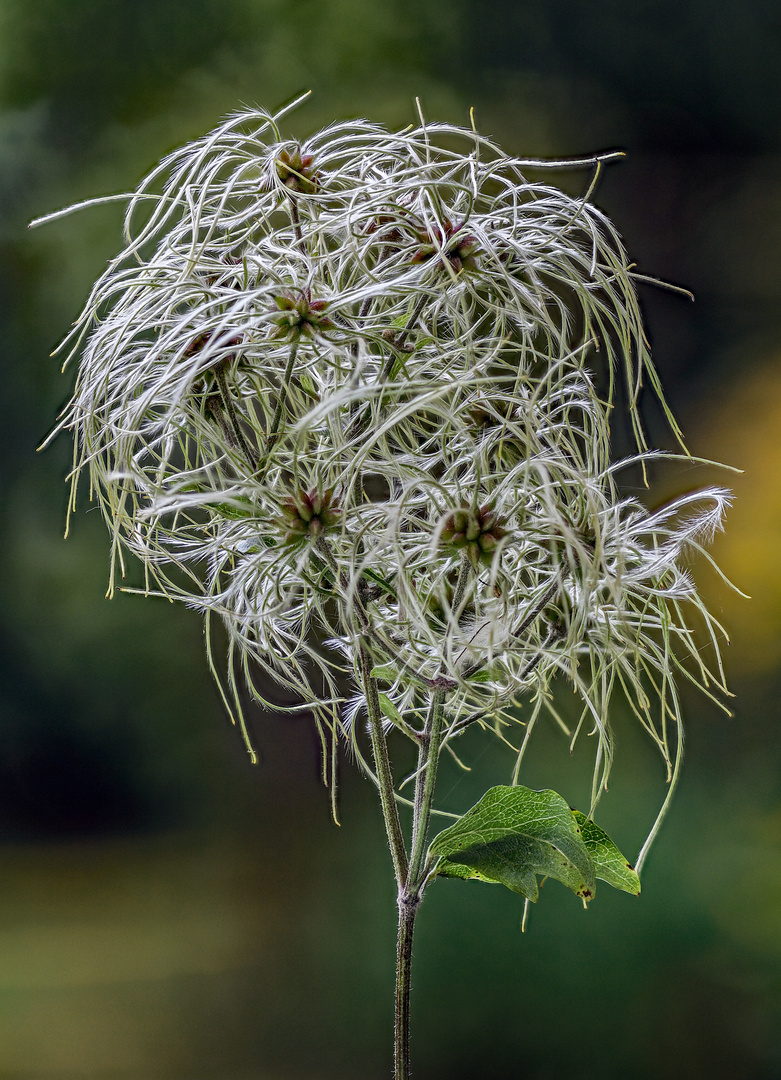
40;96;731;864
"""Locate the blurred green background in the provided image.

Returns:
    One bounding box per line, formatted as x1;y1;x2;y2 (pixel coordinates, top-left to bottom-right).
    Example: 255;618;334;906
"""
1;1;780;1077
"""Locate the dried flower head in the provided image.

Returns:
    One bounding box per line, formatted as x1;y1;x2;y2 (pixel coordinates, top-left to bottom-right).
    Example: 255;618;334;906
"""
40;96;731;865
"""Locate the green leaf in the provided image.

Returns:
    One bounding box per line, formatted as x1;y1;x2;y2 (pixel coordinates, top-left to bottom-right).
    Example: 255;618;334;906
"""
370;663;430;692
429;786;596;903
571;811;641;896
370;665;398;684
361;568;397;598
298;372;319;399
212;497;255;520
465;668;493;683
378;693;404;728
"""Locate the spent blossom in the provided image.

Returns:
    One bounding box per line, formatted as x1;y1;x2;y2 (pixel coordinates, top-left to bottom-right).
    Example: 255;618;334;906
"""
40;97;731;864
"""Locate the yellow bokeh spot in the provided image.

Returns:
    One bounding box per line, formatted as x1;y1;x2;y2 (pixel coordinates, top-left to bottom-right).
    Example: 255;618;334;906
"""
695;361;781;674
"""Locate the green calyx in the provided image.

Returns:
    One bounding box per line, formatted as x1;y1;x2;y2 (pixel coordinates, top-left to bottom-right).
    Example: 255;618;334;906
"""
279;487;341;543
366;211;480;273
411;218;481;273
183;329;243;359
275;148;320;194
272;292;332;340
441;505;508;566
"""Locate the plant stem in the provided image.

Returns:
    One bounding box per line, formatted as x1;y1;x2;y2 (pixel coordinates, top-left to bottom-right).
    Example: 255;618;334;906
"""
289;198;304;249
267;342;298;452
393;555;472;1079
395;894;417;1080
385;291;427;368
313;535;409;889
359;639;409;888
346;291;427;440
407;688;446;890
267;192;304;453
214;365;259;470
406;556;471;889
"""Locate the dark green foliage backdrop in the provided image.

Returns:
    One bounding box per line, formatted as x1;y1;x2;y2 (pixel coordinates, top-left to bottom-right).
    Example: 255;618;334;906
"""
1;2;779;1077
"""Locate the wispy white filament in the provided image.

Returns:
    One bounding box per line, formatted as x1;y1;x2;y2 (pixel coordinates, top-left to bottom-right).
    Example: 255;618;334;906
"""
42;100;731;858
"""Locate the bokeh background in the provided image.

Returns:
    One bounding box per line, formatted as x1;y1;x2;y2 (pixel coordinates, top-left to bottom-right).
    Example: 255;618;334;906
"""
1;2;780;1077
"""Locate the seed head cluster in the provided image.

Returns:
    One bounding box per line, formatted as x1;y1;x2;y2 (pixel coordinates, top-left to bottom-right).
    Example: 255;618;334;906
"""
47;98;730;848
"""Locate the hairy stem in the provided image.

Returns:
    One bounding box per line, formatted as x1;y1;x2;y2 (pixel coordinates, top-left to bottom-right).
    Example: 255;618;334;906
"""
346;291;427;440
385;291;427;369
267;342;299;452
407;556;471;889
289;198;304;249
407;688;447;891
394;555;472;1080
205;394;238;453
395;895;417;1080
315;536;409;890
358;639;409;888
214;365;259;471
